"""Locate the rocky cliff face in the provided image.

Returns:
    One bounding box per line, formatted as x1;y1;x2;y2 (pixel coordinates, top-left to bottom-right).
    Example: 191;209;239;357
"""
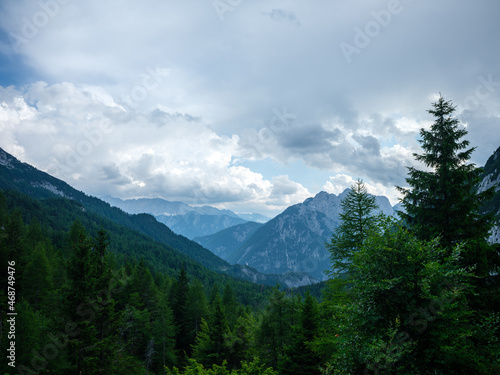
478;146;500;243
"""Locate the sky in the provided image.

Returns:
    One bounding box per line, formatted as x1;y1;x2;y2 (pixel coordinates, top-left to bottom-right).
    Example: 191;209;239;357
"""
0;0;499;217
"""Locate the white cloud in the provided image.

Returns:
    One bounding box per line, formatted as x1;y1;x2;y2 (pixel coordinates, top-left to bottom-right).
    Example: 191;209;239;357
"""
0;81;313;216
1;0;500;215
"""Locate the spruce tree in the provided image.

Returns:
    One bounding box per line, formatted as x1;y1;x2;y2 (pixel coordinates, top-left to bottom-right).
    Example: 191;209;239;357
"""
91;228;123;374
327;179;380;278
22;242;53;311
66;223;98;373
192;292;229;366
280;292;321;375
172;267;191;358
66;224;123;373
397;96;495;276
186;278;209;344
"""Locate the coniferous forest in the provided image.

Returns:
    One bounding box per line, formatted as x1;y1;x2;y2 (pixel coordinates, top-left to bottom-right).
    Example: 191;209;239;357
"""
1;97;499;374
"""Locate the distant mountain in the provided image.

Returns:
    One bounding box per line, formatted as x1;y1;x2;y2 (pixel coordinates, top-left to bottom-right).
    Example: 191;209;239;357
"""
224;190;395;281
101;195;240;218
479;146;500;243
237;213;271;223
194;221;264;259
392;202;405;214
101;195;259;239
156;212;247;239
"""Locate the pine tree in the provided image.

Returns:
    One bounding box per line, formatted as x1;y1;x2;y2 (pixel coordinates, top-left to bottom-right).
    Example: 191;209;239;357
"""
256;287;293;367
91;228;123;374
22;242;53;311
327;179;380;278
172;267;191;359
280;292;321;375
222;283;238;327
192;292;230;366
65;223;99;373
65;224;124;373
151;296;177;371
186;278;209;344
225;312;256;368
397;96;496;276
208;293;229;365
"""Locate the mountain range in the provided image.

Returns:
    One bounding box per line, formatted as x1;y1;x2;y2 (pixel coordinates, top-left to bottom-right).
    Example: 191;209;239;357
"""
196;190;396;280
101;195;270;239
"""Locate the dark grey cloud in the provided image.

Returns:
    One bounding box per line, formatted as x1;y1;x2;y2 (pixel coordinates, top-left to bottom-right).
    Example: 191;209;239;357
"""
278;124;341;154
99;164;131;185
262;9;301;27
353;135;381;156
149;108;201;127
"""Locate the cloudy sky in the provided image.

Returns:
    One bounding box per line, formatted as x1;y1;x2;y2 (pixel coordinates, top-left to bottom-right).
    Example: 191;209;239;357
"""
1;0;499;217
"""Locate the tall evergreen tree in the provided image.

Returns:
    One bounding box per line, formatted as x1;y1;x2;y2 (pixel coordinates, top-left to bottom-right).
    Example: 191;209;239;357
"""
192;292;230;366
256;287;293;368
186;278;209;344
222;283;238;327
172;267;191;359
397;96;496;276
66;224;124;373
65;222;99;373
280;292;321;375
91;228;123;374
22;242;53;311
327;179;380;278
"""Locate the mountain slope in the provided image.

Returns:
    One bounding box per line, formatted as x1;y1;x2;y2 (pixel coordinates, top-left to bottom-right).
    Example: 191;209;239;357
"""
228;190;395;280
0;147;316;287
0;148;229;271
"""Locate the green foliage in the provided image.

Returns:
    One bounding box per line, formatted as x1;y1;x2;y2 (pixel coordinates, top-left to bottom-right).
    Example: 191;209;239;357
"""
186;278;210;345
319;217;500;374
279;292;321;375
327;179;380;278
22;242;53;311
167;357;277;375
397;97;495;270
